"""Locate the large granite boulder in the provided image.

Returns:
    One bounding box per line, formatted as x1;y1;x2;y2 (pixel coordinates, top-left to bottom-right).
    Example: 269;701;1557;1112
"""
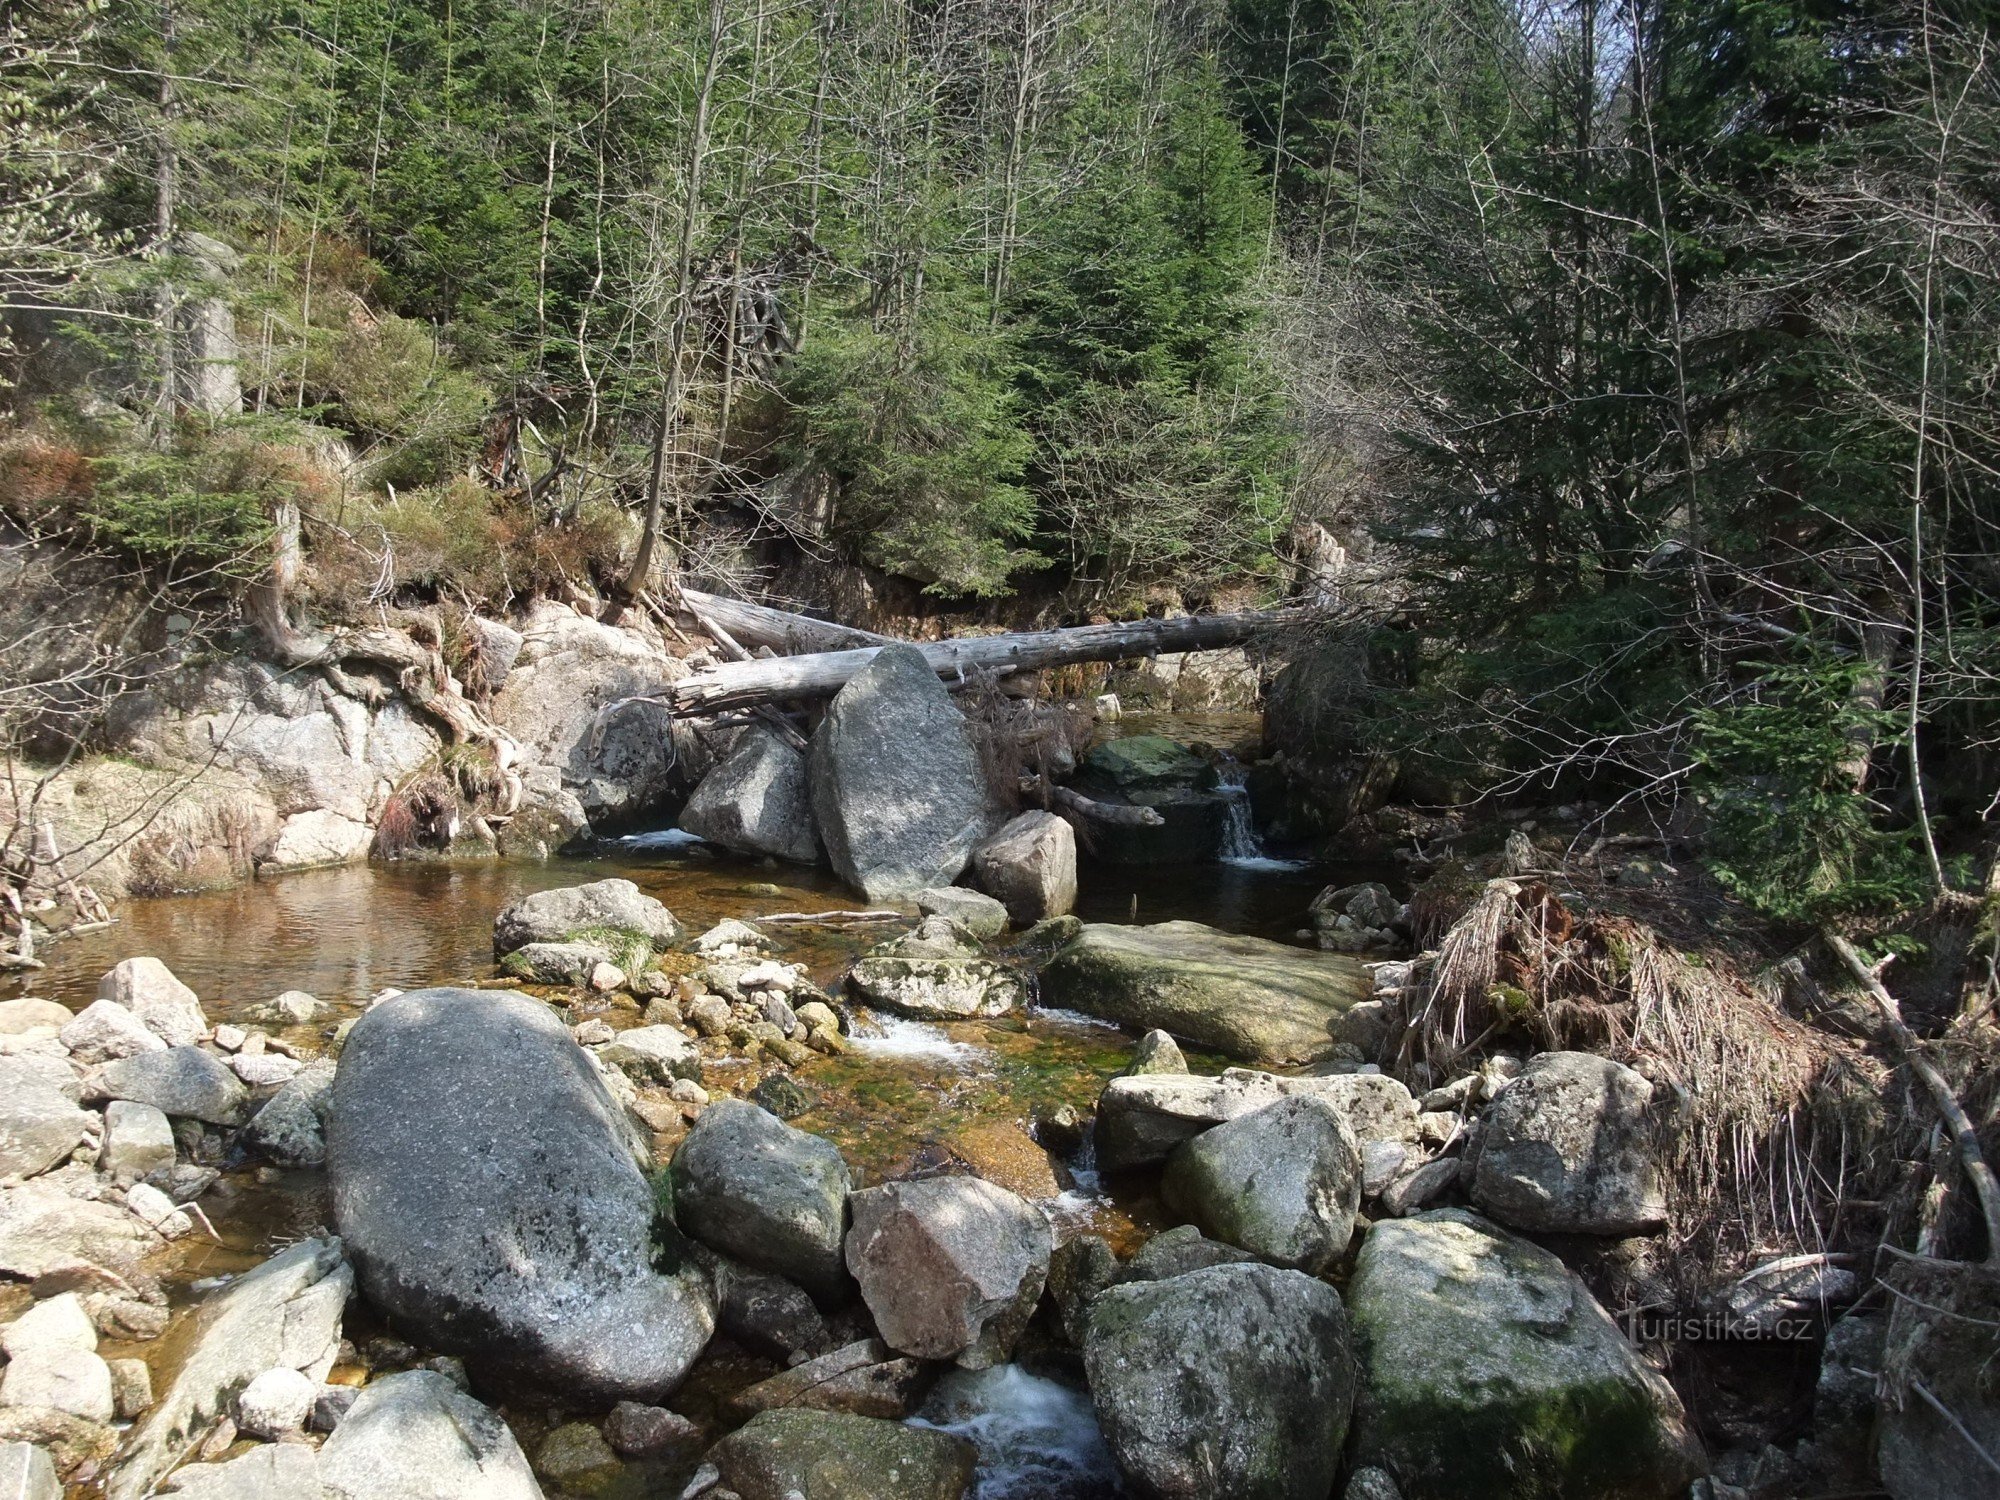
679;726;822;865
1084;1261;1357;1500
707;1409;975;1500
1471;1051;1667;1235
489;600;690;827
106;1237;350;1500
670;1099;852;1305
970;811;1077;925
492;877;682;955
1041;922;1370;1065
847;917;1023;1020
326;988;714;1401
95;958;209;1047
85;1048;247;1126
844;1177;1050;1367
808;645;989;901
0;1073;89;1181
318;1369;542;1500
1096;1069;1418;1172
1162;1095;1361;1274
1346;1210;1702;1499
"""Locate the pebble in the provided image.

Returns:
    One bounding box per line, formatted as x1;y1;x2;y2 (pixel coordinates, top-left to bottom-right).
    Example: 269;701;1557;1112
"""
236;1367;318;1437
211;1025;247;1052
573;1019;617;1047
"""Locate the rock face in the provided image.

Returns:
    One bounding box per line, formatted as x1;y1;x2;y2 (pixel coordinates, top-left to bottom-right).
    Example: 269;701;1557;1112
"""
492;878;682;955
326;988;714;1401
970;811;1077;925
318;1369;543;1500
708;1408;976;1500
1041;922;1371;1065
96;958;208;1046
1084;1261;1357;1500
680;726;822;865
671;1100;853;1305
808;645;990;901
1345;1210;1702;1500
0;1074;89;1181
847;917;1024;1020
86;1047;248;1126
490;600;690;827
107;1237;350;1500
1471;1051;1667;1235
1162;1096;1361;1274
844;1177;1050;1367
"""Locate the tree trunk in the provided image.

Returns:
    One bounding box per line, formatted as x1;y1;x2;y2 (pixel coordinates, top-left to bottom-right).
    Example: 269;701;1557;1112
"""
678;587;890;653
662;610;1289;714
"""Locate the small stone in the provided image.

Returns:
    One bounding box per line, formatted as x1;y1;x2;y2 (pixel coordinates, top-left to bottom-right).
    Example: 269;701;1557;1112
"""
1122;1029;1187;1076
197;1416;237;1460
236;1367;318;1438
426;1355;469;1390
573;1019;617;1047
1345;1465;1404;1500
686;996;733;1037
211;1025;247;1052
107;1358;153;1418
1361;1140;1410;1198
737;960;797;994
90;1297;168;1342
589;962;627;993
669;1079;709;1105
266;991;324;1025
123;1182;191;1239
680;1462;721;1500
604;1400;700;1458
793;1001;840;1035
310;1383;358;1432
232;1051;303;1087
238;1031;267;1056
750;1075;815;1121
913;887;1010;941
1380;1158;1461;1217
599;1025;703;1085
536;1421;620;1488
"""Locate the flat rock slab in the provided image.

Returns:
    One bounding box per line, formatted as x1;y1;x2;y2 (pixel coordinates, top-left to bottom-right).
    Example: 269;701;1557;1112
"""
327;988;713;1402
708;1408;975;1500
1040;921;1371;1065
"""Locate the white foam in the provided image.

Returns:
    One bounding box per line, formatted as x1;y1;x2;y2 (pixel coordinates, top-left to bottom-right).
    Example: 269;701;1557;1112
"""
1220;853;1311;872
1028;1006;1127;1032
845;1013;984;1065
912;1365;1121;1499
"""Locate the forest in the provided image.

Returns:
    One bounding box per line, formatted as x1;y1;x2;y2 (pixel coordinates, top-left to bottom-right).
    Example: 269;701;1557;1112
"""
4;0;2000;924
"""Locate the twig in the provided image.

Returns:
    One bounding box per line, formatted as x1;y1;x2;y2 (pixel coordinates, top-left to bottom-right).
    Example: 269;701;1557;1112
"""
1826;930;2000;1264
756;909;904;924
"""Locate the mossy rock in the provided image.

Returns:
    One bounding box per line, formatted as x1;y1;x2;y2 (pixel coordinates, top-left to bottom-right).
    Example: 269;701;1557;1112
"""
707;1408;974;1500
1346;1209;1704;1499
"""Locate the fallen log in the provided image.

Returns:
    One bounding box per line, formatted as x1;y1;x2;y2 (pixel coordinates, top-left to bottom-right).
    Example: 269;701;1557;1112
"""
678;587;890;654
663;609;1290;715
1022;780;1166;828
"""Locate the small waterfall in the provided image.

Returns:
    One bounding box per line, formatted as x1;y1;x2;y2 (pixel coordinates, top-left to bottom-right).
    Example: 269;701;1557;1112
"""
1213;756;1305;870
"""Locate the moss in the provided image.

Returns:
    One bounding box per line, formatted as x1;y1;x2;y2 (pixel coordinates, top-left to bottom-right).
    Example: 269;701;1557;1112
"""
566;924;654;978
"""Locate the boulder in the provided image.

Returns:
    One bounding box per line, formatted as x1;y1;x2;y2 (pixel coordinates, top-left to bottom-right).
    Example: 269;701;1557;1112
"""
1084;1261;1357;1500
0;1442;58;1500
500;941;615;985
59;1001;166;1064
727;1339;927;1422
317;1370;543;1500
240;1060;336;1168
492;878;682;955
156;1444;323;1498
714;1260;831;1362
604;1400;701;1458
105;1237;349;1500
1471;1051;1667;1235
970;811;1076;925
1122;1029;1187;1076
1116;1225;1259;1286
1345;1210;1701;1500
1096;1069;1417;1173
86;1048;248;1126
914;887;1010;940
0;1182;153;1282
490;600;689;827
670;1099;853;1304
847;917;1024;1021
0;1054;80;1106
707;1409;975;1500
266;809;374;871
100;1101;176;1185
808;645;990;901
326;988;713;1401
1162;1095;1362;1274
597;1025;704;1086
95;958;208;1047
1;1293;96;1358
0;1000;71;1035
1071;738;1230;864
845;1177;1050;1367
679;726;822;865
0;1347;115;1421
0;1075;89;1181
1041;923;1371;1065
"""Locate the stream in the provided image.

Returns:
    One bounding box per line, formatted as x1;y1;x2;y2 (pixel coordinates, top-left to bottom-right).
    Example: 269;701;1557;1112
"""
1;716;1395;1498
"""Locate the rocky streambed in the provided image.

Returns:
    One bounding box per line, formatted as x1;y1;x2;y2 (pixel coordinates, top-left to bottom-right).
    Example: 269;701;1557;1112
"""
0;835;1868;1500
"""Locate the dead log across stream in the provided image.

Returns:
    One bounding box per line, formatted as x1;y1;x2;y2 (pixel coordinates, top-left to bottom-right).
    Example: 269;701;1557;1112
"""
677;587;890;653
662;609;1292;715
